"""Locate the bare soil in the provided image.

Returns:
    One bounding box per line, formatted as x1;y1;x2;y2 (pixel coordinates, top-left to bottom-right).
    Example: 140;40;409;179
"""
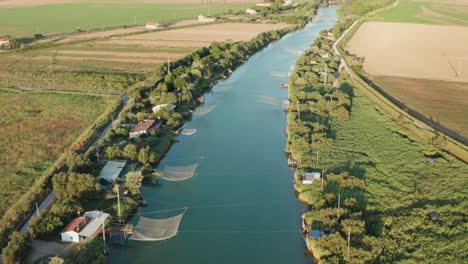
346;21;468;83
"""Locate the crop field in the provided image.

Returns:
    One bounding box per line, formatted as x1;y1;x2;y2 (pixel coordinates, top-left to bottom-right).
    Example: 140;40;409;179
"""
0;1;256;37
346;22;468;83
369;0;468;26
0;22;289;93
374;76;468;137
345;21;468;139
0;89;117;216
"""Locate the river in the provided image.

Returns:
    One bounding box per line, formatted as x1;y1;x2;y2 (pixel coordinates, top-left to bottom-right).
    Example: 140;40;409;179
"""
110;6;338;264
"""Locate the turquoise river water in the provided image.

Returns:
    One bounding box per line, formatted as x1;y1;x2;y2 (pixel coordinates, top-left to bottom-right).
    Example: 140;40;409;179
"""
110;6;338;263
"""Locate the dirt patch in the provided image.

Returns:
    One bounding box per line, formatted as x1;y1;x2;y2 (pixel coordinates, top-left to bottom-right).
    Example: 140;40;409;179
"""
34;55;172;63
119;22;290;42
416;6;468;26
57;50;185;58
346;21;468;83
97;39;210;48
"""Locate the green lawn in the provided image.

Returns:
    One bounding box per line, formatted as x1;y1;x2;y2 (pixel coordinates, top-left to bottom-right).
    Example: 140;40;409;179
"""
0;2;254;38
369;0;468;26
0;89;118;216
317;86;468;261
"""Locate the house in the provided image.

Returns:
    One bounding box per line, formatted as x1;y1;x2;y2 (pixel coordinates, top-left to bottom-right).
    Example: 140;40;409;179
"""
129;119;162;139
97;160;127;184
61;211;110;243
145;21;160;29
256;2;272;7
0;38;10;48
246;9;258;15
283;0;294;6
152;104;176;113
309;230;329;239
197;15;217;23
323;32;335;41
302;172;321;184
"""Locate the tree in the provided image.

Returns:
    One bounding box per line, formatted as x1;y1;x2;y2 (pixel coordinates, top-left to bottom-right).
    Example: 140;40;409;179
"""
123;144;138;160
138;147;150;165
125;171;144;196
53;172;99;201
49;256;64;264
2;231;29;264
67;152;90;173
105;146;122;160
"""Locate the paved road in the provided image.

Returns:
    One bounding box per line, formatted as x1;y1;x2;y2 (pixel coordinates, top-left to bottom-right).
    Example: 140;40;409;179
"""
19;193;56;234
91;95;129;148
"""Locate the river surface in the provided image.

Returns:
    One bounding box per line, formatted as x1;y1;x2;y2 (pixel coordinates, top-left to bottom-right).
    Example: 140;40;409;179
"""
110;6;338;264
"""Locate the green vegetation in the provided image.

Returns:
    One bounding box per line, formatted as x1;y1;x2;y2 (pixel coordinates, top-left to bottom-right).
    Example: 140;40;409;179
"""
369;0;468;26
0;2;254;38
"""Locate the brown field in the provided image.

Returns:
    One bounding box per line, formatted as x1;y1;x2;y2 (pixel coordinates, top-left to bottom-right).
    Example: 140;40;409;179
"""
99;39;211;48
374;75;468;137
118;22;290;43
55;19;199;44
0;0;260;8
346;22;468;83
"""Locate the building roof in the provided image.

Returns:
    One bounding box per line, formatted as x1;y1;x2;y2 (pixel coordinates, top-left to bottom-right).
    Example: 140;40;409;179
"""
146;21;158;25
152;104;176;113
62;216;89;233
130;119;157;134
97;160;127;182
79;211;110;237
302;172;321;182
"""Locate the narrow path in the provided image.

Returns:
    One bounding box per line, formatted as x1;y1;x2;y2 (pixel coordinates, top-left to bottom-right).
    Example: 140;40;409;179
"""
19;193;56;234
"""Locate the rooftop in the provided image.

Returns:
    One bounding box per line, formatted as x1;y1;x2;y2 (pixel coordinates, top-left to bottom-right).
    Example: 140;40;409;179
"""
130;119;156;134
97;160;127;182
62;216;89;233
79;211;110;237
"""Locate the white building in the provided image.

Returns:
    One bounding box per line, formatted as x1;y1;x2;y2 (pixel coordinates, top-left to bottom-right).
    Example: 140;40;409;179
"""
152;104;176;113
256;3;272;7
246;9;258;15
129;119;162;139
302;172;321;184
61;211;110;243
145;21;160;29
283;0;294;6
0;38;10;47
197;15;217;23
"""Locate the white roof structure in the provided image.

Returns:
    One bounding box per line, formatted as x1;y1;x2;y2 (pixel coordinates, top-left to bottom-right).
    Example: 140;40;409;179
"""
97;160;127;183
302;172;321;183
152;104;176;113
79;211;110;237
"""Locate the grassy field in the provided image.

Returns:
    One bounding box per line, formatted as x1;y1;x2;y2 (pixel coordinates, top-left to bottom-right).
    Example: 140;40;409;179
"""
374;76;468;138
0;89;118;216
369;0;468;26
318;87;468;262
0;2;254;37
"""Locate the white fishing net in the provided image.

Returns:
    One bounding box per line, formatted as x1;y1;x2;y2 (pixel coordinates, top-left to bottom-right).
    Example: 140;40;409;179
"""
181;129;197;136
130;211;185;241
257;96;282;106
162;163;199;181
193;105;216;115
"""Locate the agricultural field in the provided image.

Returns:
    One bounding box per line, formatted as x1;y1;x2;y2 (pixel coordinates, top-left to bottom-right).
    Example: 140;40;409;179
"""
0;0;257;38
345;21;468;139
0;22;289;93
374;76;468;137
369;0;468;26
0;89;118;216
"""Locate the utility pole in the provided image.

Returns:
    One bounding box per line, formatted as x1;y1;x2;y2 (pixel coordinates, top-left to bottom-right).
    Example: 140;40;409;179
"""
324;64;328;86
96;148;100;163
347;228;351;259
316;149;319;168
321;172;324;192
337;193;341;219
101;211;107;254
117;186;121;220
297;101;300;119
167;56;170;74
36;203;40;217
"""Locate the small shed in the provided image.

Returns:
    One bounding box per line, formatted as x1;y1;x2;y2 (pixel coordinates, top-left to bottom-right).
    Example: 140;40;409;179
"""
97;160;127;184
61;211;110;243
246;9;258;15
61;216;90;243
0;37;10;48
256;3;272;7
197;15;217;23
302;172;321;184
152;104;176;113
129;119;162;139
309;230;329;239
145;21;159;29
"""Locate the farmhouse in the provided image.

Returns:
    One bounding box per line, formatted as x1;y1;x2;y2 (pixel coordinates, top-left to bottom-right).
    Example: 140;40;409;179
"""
152;103;176;113
129;119;162;139
97;160;127;184
256;2;272;7
302;172;321;184
145;22;160;29
198;15;217;23
61;211;110;243
246;9;258;15
323;32;335;41
0;37;10;48
283;0;294;6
